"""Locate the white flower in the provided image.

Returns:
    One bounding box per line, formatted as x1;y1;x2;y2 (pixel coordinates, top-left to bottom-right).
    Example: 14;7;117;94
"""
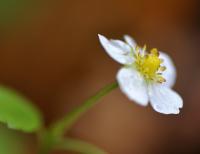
98;34;183;114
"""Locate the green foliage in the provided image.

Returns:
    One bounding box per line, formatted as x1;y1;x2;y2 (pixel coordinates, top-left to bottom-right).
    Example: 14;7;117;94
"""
0;0;37;28
0;86;42;132
0;0;25;23
0;125;25;154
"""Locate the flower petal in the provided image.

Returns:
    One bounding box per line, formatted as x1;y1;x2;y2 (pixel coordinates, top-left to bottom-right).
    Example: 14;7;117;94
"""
110;39;131;52
149;84;183;114
124;35;137;48
98;34;133;64
159;52;177;88
117;67;149;106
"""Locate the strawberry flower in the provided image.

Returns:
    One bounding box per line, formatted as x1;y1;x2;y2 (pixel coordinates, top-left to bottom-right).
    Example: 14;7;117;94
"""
98;34;183;114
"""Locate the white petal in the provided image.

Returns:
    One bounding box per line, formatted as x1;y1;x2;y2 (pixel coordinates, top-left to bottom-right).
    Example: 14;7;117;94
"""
149;84;183;114
124;35;137;48
110;39;131;52
159;52;177;88
117;67;149;106
98;34;133;64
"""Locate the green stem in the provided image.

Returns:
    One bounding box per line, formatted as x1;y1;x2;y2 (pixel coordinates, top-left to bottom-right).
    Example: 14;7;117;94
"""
55;137;107;154
38;128;56;154
50;81;118;138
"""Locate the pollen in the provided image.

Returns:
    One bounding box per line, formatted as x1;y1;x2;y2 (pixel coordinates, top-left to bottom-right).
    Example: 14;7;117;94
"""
134;46;166;83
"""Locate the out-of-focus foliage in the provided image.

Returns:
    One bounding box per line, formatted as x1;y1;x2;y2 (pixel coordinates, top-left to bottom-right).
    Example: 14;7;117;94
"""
0;125;25;154
0;0;31;25
0;86;42;132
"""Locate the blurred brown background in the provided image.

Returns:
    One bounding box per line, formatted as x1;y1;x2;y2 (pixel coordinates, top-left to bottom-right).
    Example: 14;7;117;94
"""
0;0;200;153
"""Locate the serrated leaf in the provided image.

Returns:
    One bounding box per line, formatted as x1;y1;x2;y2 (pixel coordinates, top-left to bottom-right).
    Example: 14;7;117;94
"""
0;86;42;132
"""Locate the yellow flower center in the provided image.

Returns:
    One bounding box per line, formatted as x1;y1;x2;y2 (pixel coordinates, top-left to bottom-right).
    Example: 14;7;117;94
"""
134;46;166;83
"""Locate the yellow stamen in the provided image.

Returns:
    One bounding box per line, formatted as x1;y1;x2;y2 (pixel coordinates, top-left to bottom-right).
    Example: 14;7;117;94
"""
134;47;166;83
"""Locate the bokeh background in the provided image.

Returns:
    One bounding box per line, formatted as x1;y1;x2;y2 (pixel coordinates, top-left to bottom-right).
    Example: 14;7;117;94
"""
0;0;200;154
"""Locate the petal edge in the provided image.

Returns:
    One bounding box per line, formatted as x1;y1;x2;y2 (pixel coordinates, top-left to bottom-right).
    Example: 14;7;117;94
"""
149;84;183;114
98;34;133;64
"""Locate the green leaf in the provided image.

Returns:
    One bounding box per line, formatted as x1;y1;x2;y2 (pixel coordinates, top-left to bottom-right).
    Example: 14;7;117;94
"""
0;125;26;154
0;86;42;132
